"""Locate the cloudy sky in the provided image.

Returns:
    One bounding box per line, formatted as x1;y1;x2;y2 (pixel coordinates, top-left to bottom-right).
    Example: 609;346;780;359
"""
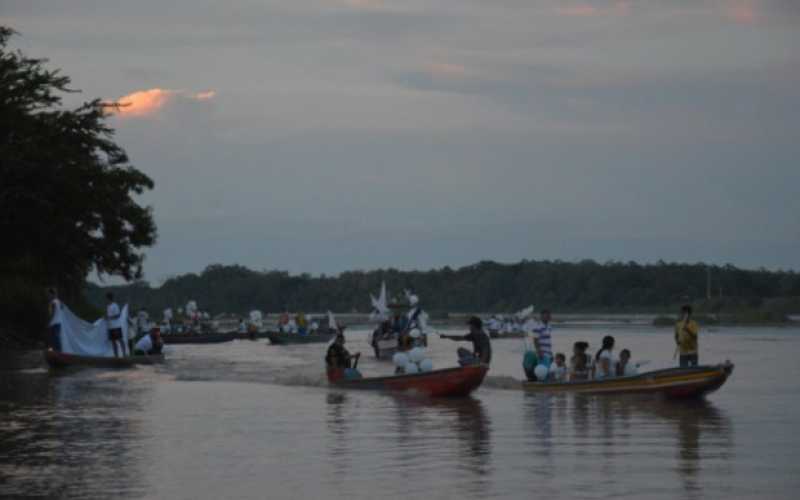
3;0;799;280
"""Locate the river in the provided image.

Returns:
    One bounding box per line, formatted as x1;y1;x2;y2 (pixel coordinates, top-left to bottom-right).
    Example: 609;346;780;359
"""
2;325;799;499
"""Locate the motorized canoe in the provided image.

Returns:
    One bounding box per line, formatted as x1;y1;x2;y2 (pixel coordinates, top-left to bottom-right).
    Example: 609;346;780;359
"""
44;350;165;369
522;362;734;399
267;330;337;345
161;332;237;344
328;364;489;397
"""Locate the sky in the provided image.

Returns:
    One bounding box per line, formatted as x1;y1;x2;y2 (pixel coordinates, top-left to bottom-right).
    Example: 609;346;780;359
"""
2;0;799;281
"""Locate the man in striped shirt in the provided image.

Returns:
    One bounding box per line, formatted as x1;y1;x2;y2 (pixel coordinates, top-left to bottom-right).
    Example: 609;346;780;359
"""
532;309;554;363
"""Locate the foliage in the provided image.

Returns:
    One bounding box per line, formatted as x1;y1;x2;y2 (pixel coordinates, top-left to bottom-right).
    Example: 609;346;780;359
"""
0;27;156;343
87;261;800;318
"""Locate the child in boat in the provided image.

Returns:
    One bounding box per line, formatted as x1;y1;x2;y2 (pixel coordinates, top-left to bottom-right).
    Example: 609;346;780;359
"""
569;342;592;381
549;353;567;382
594;335;616;380
615;349;638;377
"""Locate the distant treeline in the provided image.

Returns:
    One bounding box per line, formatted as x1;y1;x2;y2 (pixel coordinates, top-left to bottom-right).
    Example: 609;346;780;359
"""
86;261;800;319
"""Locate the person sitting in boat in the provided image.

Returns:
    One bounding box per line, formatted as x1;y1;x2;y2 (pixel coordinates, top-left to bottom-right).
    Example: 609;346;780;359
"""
325;334;361;380
569;341;592;381
134;327;164;356
594;335;616;380
296;312;308;335
278;311;290;333
440;316;492;366
398;329;413;352
549;353;568;382
615;349;638;377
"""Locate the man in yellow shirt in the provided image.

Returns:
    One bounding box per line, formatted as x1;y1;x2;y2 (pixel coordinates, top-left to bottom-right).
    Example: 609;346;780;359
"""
674;305;699;367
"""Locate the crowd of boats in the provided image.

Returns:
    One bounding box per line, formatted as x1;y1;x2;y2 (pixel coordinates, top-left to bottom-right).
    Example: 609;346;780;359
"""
43;283;735;400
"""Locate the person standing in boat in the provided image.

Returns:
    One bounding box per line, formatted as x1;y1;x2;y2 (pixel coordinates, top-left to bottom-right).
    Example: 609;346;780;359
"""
675;304;700;367
105;292;126;358
440;316;492;365
531;309;554;365
47;288;62;352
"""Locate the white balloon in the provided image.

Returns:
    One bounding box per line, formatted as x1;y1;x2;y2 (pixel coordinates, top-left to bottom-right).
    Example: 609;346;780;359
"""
393;352;409;368
404;361;419;374
419;359;433;372
409;347;425;363
534;364;549;381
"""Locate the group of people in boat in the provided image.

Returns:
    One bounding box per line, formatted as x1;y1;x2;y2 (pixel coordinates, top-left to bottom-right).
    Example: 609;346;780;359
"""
520;308;640;382
47;288;164;358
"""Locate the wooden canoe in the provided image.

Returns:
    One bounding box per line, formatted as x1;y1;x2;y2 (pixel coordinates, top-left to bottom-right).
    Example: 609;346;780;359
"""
267;330;336;345
44;350;165;369
328;364;489;397
161;332;237;344
522;362;734;399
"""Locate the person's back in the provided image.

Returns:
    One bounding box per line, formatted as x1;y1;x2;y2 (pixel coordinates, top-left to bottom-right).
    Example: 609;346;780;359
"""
470;328;492;364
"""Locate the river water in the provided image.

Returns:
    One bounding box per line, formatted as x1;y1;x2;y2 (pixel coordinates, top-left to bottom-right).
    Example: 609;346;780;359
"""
2;325;799;499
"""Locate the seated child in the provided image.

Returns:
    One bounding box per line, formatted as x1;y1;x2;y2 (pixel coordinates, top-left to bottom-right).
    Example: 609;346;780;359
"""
549;353;567;382
615;349;638;377
569;341;592;381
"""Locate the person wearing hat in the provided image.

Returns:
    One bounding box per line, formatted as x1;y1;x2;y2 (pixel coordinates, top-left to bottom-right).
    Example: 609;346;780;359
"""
440;316;492;365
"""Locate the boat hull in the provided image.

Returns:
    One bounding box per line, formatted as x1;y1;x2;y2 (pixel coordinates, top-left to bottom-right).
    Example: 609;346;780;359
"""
522;363;734;399
44;350;165;369
267;331;336;345
329;364;489;397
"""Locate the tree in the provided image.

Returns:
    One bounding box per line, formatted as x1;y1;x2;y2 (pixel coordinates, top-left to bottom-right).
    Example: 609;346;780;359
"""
0;27;157;341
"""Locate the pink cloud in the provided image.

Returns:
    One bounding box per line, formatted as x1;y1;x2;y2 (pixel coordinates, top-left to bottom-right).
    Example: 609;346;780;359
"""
108;88;216;118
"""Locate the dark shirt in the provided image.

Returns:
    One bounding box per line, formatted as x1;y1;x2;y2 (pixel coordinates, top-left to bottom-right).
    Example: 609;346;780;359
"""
326;343;351;369
452;330;492;364
392;316;408;333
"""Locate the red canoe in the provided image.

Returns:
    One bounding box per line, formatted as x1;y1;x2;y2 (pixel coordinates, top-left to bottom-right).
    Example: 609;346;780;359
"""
328;364;489;397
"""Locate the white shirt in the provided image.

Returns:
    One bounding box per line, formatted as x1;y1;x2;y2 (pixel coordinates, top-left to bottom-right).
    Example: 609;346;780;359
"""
106;302;122;329
595;350;616;379
135;334;153;353
549;363;567;382
617;361;639;377
49;299;62;326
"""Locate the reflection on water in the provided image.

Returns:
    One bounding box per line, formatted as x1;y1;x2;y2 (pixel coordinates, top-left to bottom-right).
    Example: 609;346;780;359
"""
0;370;150;500
3;326;798;499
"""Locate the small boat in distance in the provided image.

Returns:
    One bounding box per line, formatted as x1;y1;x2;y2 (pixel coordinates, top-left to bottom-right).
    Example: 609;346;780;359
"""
328;364;489;397
267;330;337;345
44;350;165;369
522;362;734;399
